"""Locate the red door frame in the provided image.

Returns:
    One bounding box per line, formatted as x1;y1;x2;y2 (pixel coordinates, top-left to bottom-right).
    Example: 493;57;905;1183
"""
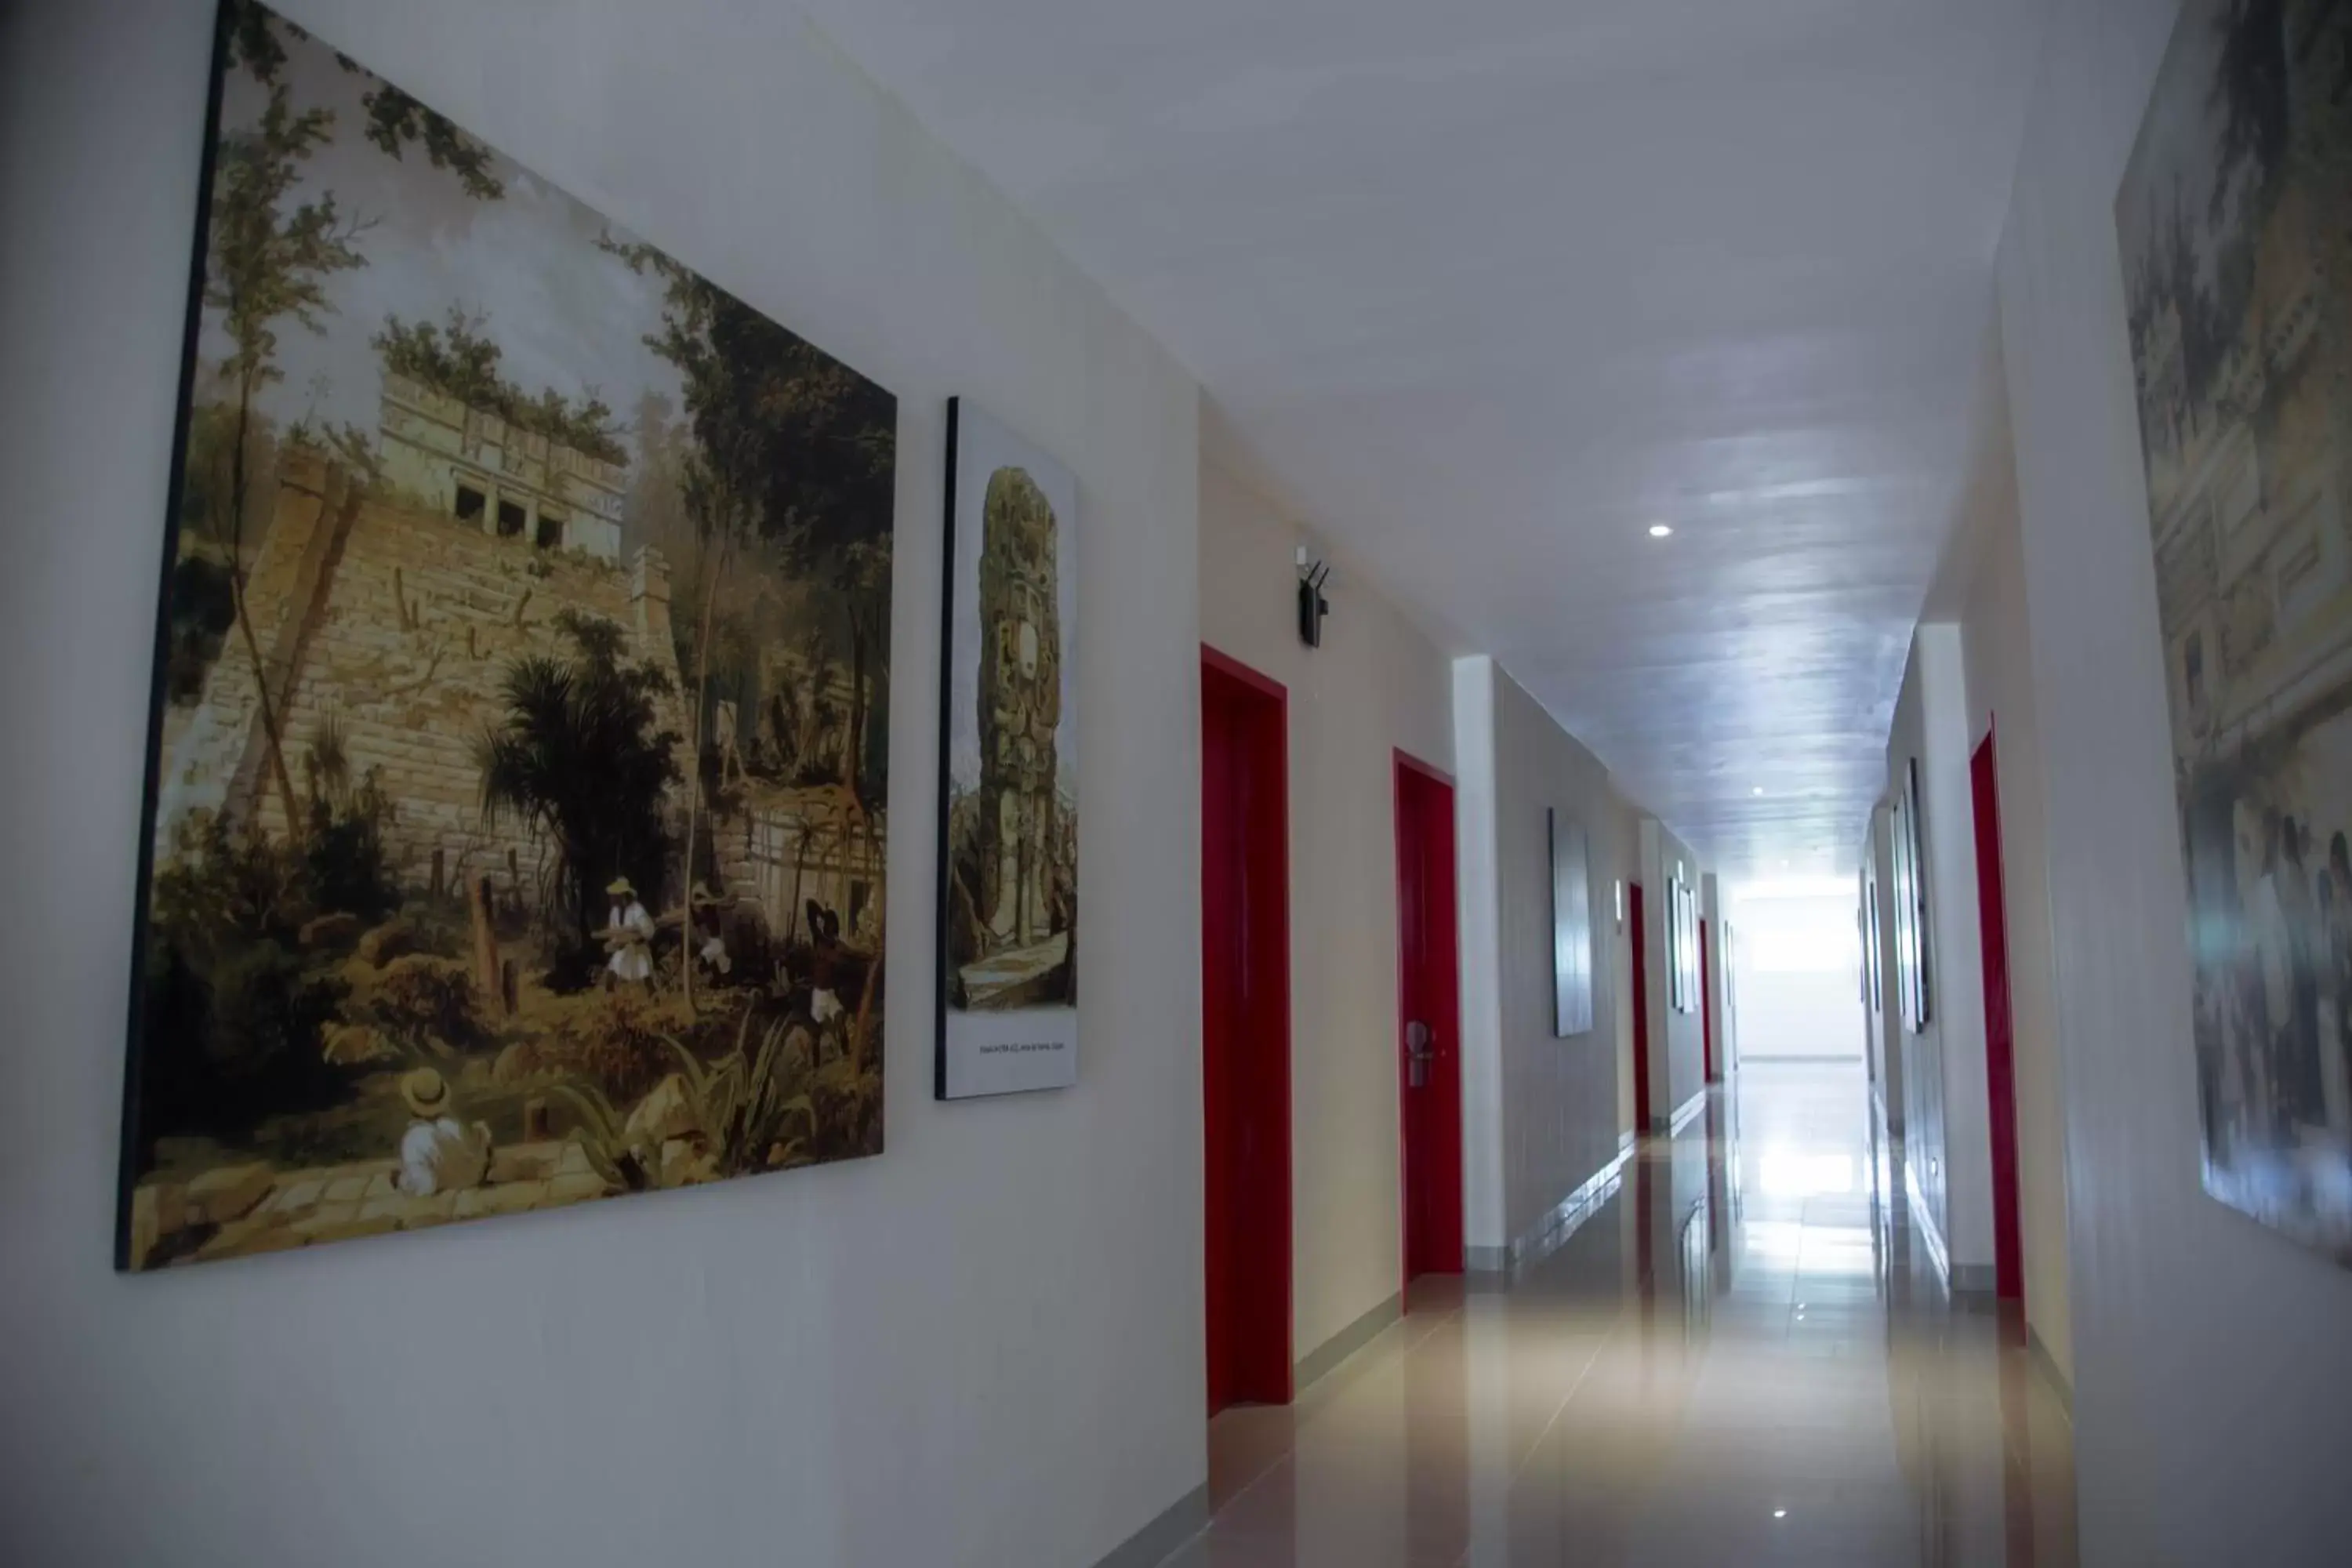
1629;882;1652;1131
1699;916;1716;1083
1201;647;1295;1412
1969;723;2025;1304
1395;750;1465;1290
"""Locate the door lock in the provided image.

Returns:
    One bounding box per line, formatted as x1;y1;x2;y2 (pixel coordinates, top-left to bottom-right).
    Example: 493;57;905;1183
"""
1406;1020;1435;1089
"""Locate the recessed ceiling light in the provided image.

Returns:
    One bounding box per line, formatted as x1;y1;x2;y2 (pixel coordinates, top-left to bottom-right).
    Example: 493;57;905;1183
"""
1752;786;1765;796
1773;1508;1788;1520
1647;523;1673;539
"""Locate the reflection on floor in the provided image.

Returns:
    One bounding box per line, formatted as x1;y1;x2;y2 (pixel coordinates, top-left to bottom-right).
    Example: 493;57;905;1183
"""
1168;1061;2076;1566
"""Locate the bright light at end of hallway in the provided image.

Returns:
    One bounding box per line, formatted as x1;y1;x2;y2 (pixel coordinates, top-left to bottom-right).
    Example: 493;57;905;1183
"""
1759;1150;1853;1196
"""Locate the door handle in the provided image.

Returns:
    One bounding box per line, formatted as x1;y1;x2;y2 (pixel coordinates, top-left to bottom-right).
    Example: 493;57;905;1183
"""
1406;1019;1434;1087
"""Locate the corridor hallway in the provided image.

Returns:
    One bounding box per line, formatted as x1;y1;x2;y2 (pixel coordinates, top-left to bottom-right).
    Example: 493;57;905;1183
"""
1171;1062;2074;1566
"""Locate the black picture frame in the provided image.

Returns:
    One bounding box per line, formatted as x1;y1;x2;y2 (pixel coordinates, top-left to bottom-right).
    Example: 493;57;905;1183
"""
935;397;1081;1099
1893;757;1933;1032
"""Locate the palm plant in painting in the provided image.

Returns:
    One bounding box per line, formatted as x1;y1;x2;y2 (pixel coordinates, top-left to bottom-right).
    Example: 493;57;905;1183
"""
475;611;681;956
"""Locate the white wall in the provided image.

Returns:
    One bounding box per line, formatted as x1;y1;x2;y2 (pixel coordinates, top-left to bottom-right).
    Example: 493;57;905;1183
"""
1197;460;1452;1364
1639;818;1708;1125
0;3;1203;1566
1736;973;1862;1061
1729;893;1864;1061
1996;0;2352;1555
1951;389;2074;1387
1453;659;1508;1253
1453;659;1641;1258
1887;624;1994;1276
1614;851;1639;1135
1486;666;1637;1248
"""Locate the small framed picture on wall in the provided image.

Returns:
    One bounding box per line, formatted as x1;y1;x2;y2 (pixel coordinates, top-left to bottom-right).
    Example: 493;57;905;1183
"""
936;398;1082;1100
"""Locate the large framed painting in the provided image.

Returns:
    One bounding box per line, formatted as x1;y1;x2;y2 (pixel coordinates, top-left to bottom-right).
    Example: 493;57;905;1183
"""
936;399;1080;1098
118;0;897;1271
1549;809;1594;1036
2119;0;2352;1264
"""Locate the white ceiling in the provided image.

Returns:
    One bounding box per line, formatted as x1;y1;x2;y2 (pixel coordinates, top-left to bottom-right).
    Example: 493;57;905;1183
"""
796;0;2055;879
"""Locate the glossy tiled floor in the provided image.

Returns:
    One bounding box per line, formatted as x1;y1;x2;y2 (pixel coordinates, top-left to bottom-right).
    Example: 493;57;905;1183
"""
1167;1062;2076;1566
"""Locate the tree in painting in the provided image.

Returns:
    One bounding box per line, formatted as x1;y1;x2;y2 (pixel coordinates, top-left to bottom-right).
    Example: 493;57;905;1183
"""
122;0;895;1269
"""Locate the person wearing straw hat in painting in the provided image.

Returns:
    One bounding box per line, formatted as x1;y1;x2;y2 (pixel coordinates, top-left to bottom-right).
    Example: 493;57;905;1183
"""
394;1066;490;1197
601;876;656;994
691;884;734;982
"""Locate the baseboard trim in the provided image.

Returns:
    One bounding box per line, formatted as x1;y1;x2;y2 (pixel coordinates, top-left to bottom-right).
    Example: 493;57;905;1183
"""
1466;1138;1635;1281
1904;1161;1953;1287
1090;1482;1210;1568
1949;1262;1996;1296
2027;1322;2074;1423
1294;1291;1401;1393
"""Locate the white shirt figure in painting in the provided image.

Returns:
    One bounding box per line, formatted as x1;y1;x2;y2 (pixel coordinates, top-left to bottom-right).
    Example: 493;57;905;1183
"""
395;1066;490;1197
806;899;846;1025
603;876;655;992
692;885;732;978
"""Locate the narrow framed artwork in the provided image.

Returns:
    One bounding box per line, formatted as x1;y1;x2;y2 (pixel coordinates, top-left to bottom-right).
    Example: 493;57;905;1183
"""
2118;0;2352;1264
1668;880;1684;1014
1891;759;1932;1033
116;0;895;1271
1663;877;1682;1014
936;398;1080;1098
1549;809;1593;1036
1863;878;1882;1013
1685;880;1701;1014
1662;874;1698;1016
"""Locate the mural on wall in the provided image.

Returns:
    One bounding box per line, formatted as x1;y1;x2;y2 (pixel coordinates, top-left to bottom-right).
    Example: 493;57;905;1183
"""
937;399;1080;1098
117;0;897;1270
2118;0;2352;1265
1549;810;1594;1036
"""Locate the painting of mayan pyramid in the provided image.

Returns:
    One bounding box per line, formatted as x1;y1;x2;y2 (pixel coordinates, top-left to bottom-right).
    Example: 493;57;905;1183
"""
120;0;896;1269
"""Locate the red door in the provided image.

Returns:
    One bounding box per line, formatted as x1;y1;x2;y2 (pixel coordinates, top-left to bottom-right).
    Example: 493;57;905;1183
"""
1969;726;2025;1304
1630;883;1652;1131
1202;649;1294;1414
1396;753;1463;1282
1700;917;1715;1083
